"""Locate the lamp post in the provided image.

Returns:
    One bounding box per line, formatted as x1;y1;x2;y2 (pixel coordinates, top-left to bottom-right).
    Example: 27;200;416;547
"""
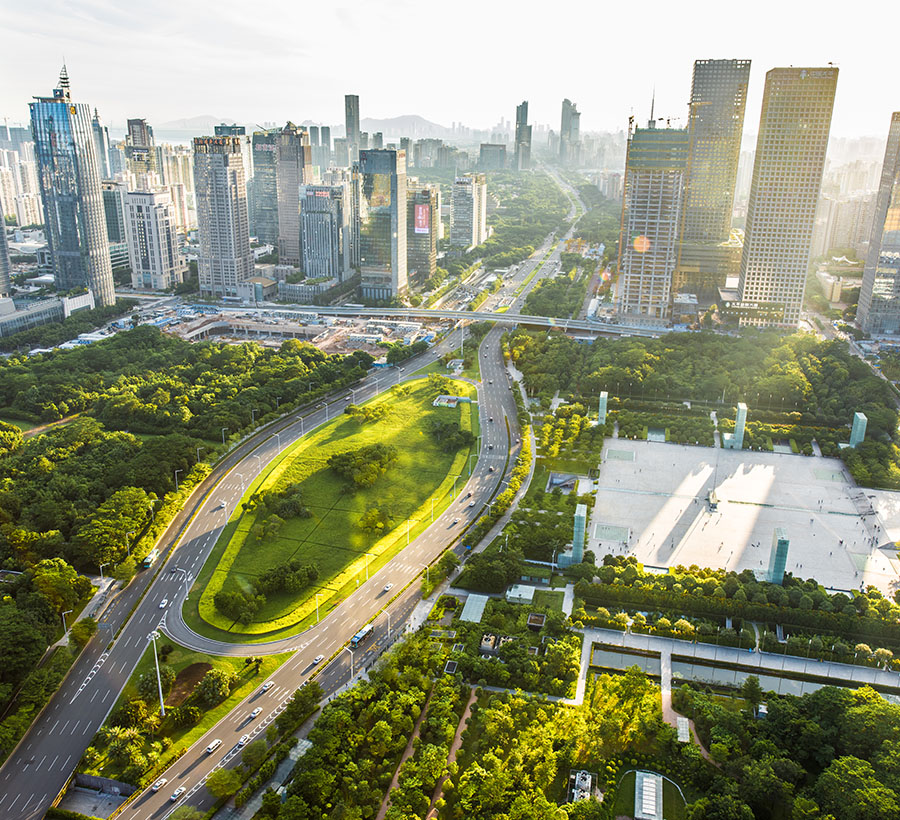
174;469;183;491
386;610;391;640
221;427;229;445
236;472;245;492
468;453;478;475
431;497;435;522
365;553;371;581
99;562;109;581
407;519;411;545
126;530;136;557
251;408;257;425
274;431;283;452
276;396;282;409
316;593;320;624
344;646;354;679
196;446;203;463
253;454;263;473
421;563;430;584
453;476;459;498
148;631;166;717
62;609;73;641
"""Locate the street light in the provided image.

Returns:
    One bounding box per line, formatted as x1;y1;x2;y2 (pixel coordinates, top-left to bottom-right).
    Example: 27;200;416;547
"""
421;563;430;584
126;530;136;557
174;469;183;491
99;562;109;581
365;553;372;580
148;631;166;717
251;408;257;425
236;472;245;492
274;431;283;452
344;645;354;679
316;593;321;624
407;519;411;545
253;454;263;472
275;396;282;409
62;609;73;640
196;446;203;463
221;426;229;445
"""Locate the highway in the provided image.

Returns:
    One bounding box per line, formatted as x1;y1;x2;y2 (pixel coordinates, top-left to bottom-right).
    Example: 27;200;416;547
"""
0;172;575;820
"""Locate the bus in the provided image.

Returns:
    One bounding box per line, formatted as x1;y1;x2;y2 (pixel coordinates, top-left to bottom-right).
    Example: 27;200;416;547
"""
350;624;374;648
142;548;160;569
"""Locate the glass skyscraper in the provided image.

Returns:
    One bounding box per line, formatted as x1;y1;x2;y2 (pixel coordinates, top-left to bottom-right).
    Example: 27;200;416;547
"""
0;189;11;296
857;112;900;334
358;148;406;301
249;129;279;245
29;68;115;306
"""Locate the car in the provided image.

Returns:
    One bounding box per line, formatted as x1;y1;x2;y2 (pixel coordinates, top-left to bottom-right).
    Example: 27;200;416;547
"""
466;491;472;497
151;778;168;792
238;734;250;747
489;416;493;422
261;681;274;693
489;466;495;472
159;599;168;609
216;501;226;509
489;379;493;384
313;654;325;665
250;707;262;718
488;444;493;450
383;582;394;592
453;517;460;524
206;739;222;754
468;501;475;507
170;787;186;802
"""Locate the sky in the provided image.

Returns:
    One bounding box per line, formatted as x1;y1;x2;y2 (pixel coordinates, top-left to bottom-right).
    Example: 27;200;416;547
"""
1;0;896;140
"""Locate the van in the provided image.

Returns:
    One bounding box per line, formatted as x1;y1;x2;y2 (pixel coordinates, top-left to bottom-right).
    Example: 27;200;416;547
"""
206;739;222;754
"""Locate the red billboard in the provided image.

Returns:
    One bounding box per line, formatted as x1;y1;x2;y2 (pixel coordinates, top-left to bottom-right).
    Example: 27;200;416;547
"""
414;203;430;235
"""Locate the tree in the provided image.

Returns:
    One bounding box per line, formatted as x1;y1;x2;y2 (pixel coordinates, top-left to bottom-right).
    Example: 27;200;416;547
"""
196;668;237;706
242;738;268;770
31;557;89;614
69;617;98;648
205;767;243;799
816;756;900;820
741;675;764;709
169;808;206;820
686;795;754;820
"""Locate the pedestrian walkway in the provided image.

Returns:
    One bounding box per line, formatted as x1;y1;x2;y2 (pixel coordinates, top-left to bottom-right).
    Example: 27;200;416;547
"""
561;584;575;617
425;688;477;819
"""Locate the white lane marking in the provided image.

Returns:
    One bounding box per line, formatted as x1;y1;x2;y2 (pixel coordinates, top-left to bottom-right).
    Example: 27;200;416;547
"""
49;755;58;769
71;721;80;734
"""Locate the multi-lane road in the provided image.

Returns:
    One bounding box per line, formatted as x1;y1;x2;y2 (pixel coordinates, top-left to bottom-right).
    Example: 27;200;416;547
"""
0;172;582;820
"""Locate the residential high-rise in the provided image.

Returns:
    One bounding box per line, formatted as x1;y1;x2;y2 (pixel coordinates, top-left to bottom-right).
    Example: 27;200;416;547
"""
29;67;115;306
407;181;439;284
372;132;383;150
675;59;751;299
101;180;129;272
124;118;157;181
249;129;279;245
345;94;360;160
358;148;407;301
333;138;350;168
737;67;838;327
559;99;581;165
275;123;312;266
616;120;690;320
450;173;487;249
479;144;507;170
192;136;253;298
123;189;186;290
514;101;532;171
215;123;252;182
858;112;900;334
0;189;11;296
301;184;352;281
91;109;111;179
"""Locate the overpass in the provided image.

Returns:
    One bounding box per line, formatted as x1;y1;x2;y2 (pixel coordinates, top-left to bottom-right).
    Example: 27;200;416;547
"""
196;303;669;339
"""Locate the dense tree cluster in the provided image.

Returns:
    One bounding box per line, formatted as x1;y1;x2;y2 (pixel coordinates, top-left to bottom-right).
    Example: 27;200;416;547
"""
429;420;475;454
0;299;138;353
328;443;398;488
523;268;591;320
257;560;319;595
344;402;388;424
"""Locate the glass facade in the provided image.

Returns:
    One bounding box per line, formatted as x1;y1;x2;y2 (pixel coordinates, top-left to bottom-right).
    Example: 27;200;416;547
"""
358;149;406;301
249;130;279;245
29;76;115;306
858;113;900;334
0;188;10;296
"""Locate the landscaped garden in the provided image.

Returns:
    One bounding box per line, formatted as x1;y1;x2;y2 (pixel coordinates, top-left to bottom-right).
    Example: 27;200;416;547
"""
189;376;480;641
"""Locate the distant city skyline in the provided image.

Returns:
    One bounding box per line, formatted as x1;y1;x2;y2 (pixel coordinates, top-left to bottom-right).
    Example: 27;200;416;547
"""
1;0;896;139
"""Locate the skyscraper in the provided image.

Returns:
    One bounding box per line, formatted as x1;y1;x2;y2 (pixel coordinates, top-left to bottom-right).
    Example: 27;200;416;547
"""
275;123;312;267
675;59;751;299
358;148;407;301
737;67;838;327
29;67;115;306
450;173;487;249
124;118;157;181
249;129;279;245
617;120;690;320
559;99;581;165
0;189;11;296
301;184;352;281
514;101;532;171
215;123;252;182
91;109;111;179
345;94;360;160
407;181;439;284
192;136;253;298
123;189;186;290
857;112;900;334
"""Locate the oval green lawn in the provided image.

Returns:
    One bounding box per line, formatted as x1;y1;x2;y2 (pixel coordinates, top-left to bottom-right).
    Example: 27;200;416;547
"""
196;378;477;639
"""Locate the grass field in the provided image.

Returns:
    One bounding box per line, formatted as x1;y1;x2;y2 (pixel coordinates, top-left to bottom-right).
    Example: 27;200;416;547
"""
189;378;479;641
82;642;289;785
532;589;564;611
413;353;480;382
0;415;37;432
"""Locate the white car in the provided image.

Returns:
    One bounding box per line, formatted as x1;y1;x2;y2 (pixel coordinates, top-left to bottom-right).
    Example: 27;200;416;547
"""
383;583;394;592
468;501;475;507
313;654;325;665
261;681;274;693
250;707;262;718
170;787;186;802
151;778;168;792
238;734;250;747
159;599;168;609
206;739;222;754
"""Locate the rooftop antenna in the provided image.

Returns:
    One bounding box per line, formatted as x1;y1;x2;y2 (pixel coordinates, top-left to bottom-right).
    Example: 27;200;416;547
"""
650;86;656;124
59;62;70;92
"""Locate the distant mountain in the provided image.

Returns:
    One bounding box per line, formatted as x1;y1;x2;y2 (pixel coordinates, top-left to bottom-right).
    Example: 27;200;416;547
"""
359;114;450;139
155;115;238;133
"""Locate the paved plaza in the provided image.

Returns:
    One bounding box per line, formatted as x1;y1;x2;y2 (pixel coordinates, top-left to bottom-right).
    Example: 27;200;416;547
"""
588;439;900;594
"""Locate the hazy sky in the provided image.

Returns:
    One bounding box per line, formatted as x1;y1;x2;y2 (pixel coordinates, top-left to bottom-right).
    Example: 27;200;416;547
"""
1;0;895;139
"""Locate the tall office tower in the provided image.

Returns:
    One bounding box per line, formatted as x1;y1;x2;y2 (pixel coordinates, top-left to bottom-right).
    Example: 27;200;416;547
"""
91;109;111;179
275;122;313;266
358;148;407;300
858;112;900;334
514;100;532;170
450;173;487;249
249;129;279;245
192;136;253;298
407;181;439;284
309;126;320;146
301;184;352;280
372;132;383;150
123;189;186;290
124;118;157;181
737;67;838;327
616;120;689;320
0;190;11;296
345;94;360;160
479;144;507;170
359;132;370;151
101;181;127;243
400;137;411;162
675;59;751;299
559;98;581;165
333;138;350;168
321;126;331;153
29;67;115;306
215;123;252;181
